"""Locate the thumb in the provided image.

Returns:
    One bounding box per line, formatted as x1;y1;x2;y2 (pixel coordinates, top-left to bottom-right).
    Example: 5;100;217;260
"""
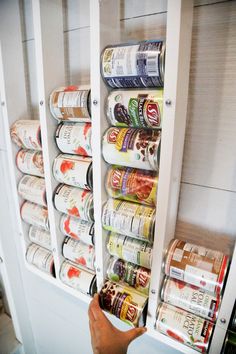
124;327;147;345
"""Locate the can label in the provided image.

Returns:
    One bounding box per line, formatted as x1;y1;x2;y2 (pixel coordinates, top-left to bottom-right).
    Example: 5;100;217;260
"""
21;201;49;230
55;122;92;156
16;149;44;177
29;226;51;250
54;184;94;221
26;243;54;275
18;175;47;206
60;214;94;246
10;120;42;150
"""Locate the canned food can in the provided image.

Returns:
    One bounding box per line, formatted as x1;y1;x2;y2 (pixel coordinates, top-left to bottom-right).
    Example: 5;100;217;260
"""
102;127;161;171
18;175;47;206
107;232;152;269
53;184;94;222
49;85;91;122
107;256;151;296
155;303;214;353
60;260;96;296
53;154;93;190
164;239;229;295
20;201;49;231
106;89;163;129
62;236;95;271
16;149;44;177
101;40;165;88
99;280;148;327
221;331;236;354
10;120;42;150
26;243;55;276
55;122;92;156
29;226;51;250
102;198;155;242
60;213;94;246
105;166;157;206
161;277;220;322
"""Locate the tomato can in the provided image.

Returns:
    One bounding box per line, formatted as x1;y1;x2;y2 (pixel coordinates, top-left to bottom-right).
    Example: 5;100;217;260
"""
102;127;161;171
26;243;55;276
55;122;92;156
53;154;93;190
49;85;91;122
10;120;42;150
16;149;44;177
53;184;94;221
107;232;152;269
60;213;94;246
18;175;47;206
29;226;51;250
163;239;229;295
101;40;165;88
221;331;236;354
106;89;163;129
155;303;214;353
102;198;155;242
20;201;49;231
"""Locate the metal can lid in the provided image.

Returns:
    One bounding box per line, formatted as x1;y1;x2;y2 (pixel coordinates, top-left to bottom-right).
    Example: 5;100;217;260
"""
159;41;165;86
160;276;169;301
87;162;93;190
162;238;179;275
89;275;97;297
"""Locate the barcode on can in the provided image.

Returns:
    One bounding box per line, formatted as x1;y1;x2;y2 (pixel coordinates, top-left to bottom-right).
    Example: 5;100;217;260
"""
147;55;158;76
170;266;184;280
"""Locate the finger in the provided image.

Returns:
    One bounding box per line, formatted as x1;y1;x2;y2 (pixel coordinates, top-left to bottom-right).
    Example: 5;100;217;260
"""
124;327;147;344
89;293;106;321
88;303;96;322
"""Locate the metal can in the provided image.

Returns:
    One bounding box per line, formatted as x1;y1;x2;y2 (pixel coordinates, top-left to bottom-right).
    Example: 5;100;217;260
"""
10;120;42;150
101;40;165;88
29;226;51;250
163;239;229;295
99;280;148;327
18;175;47;206
16;149;44;177
102;198;155;242
221;331;236;354
107;256;151;296
155;303;214;353
106;89;163;129
60;213;94;246
60;260;96;296
230;303;236;331
161;277;221;322
53;154;93;190
53;184;94;222
20;201;49;231
49;85;91;122
107;232;152;269
102;127;161;171
55;122;92;156
26;243;55;276
105;166;157;206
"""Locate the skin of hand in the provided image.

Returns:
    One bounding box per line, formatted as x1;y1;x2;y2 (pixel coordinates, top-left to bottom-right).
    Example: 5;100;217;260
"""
88;293;147;354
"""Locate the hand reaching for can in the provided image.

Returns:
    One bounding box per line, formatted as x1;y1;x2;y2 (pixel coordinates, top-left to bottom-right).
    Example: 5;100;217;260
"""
88;294;147;354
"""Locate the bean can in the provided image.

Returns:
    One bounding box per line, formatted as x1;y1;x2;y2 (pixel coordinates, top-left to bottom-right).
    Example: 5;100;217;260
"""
163;239;229;295
26;243;55;276
53;184;94;222
60;213;94;246
105;166;157;206
107;232;152;269
53;154;93;190
16;149;44;177
18;175;47;206
29;226;51;250
102;198;155;242
102;127;161;171
49;85;91;122
155;303;214;353
221;332;236;354
20;201;49;231
101;40;165;88
55;122;92;156
106;89;163;129
10;120;42;150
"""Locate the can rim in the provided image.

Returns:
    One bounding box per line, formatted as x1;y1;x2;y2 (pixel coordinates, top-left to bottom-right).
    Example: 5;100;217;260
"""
162;238;179;275
160;276;168;301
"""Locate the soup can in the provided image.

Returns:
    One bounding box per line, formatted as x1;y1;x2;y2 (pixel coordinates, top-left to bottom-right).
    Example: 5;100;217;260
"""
62;236;95;271
161;277;220;322
26;243;55;276
16;149;44;177
18;175;47;206
105;166;157;207
101;40;165;88
163;239;229;295
60;214;94;246
102;127;161;171
20;201;49;231
107;232;152;269
155;303;214;353
60;261;96;296
99;280;148;327
55;122;92;156
221;332;236;354
10;120;42;150
102;198;155;242
29;226;51;250
53;184;94;222
53;154;93;190
107;256;151;296
106;89;163;129
49;85;91;122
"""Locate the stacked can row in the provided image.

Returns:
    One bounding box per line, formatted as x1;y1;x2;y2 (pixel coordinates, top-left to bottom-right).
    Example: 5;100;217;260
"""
221;302;236;353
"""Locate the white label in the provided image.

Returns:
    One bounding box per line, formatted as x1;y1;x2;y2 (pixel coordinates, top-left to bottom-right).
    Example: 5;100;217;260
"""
21;201;49;230
60;214;94;246
184;265;218;293
18;175;46;206
10;120;41;150
16;149;44;177
26;244;54;274
63;237;95;271
29;226;51;250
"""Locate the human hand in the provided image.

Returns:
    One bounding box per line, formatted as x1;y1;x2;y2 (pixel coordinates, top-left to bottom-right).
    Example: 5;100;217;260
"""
88;293;147;354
